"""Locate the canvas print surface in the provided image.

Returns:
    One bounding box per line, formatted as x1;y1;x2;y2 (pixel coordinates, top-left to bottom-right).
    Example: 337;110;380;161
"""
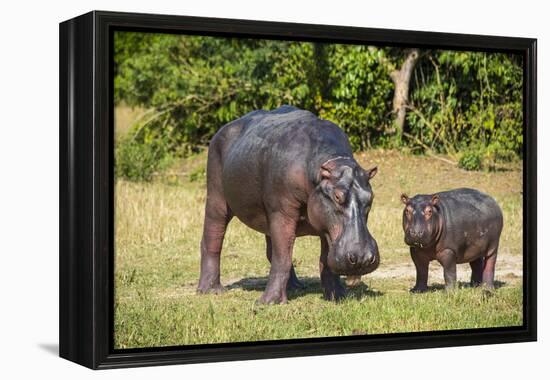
113;31;523;349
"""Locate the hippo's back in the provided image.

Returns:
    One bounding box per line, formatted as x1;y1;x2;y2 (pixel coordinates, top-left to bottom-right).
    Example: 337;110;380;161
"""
435;188;503;255
437;188;502;222
220;105;352;182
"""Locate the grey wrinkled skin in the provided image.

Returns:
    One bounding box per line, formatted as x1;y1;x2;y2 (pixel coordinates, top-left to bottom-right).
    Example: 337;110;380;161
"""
197;105;379;304
401;188;503;292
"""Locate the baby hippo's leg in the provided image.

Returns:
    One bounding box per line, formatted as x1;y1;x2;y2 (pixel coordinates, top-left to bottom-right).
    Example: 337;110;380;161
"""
469;257;484;287
482;246;498;289
410;248;429;293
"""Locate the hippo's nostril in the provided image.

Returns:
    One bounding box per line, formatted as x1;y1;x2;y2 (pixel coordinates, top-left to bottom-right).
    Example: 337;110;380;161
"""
368;254;377;265
347;252;358;265
411;229;423;238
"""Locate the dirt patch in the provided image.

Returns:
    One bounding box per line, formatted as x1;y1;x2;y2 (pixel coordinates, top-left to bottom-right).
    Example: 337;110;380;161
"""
365;253;523;281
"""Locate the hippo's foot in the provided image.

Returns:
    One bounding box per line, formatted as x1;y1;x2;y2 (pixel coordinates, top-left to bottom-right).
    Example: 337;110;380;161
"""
322;277;347;302
320;270;346;301
256;289;288;305
323;284;347;301
197;281;225;295
287;266;306;290
470;280;482;288
410;286;428;293
444;283;458;291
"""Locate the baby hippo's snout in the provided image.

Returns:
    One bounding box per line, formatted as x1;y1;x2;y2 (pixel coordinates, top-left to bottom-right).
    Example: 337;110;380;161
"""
408;228;425;239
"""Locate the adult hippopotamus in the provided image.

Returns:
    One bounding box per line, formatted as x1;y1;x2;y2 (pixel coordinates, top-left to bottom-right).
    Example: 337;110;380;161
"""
401;188;503;292
197;105;380;304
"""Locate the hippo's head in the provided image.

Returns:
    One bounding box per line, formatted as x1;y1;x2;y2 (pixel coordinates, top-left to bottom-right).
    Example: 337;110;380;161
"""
307;157;379;276
401;193;442;248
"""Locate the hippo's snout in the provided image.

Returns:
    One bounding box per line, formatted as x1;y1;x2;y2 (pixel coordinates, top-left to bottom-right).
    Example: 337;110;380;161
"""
346;252;358;265
330;237;379;276
346;250;376;267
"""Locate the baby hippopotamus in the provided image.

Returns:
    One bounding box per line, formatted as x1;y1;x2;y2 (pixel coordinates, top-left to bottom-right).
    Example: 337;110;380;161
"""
401;188;503;292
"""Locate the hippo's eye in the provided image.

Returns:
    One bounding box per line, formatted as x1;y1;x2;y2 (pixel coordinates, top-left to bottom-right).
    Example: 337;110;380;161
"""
333;189;346;204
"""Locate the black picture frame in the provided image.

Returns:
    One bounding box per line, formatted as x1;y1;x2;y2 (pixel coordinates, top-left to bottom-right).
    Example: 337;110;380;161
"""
59;10;537;369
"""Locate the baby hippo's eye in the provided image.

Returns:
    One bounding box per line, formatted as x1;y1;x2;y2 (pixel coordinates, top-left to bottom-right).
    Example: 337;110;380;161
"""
424;207;433;219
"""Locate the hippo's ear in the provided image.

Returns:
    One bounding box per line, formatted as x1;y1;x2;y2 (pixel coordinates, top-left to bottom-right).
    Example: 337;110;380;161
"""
320;160;337;180
431;195;440;206
320;168;332;180
400;193;409;204
366;166;378;180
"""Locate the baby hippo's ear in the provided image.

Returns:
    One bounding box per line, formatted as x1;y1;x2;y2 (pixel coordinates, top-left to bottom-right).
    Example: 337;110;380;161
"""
366;166;378;180
401;193;409;204
431;195;440;206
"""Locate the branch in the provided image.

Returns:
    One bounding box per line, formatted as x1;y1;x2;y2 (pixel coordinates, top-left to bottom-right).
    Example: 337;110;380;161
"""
404;104;455;155
403;132;457;166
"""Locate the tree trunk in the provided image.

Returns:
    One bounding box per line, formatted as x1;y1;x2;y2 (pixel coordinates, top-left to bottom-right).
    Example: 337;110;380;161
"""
390;49;419;145
311;43;330;109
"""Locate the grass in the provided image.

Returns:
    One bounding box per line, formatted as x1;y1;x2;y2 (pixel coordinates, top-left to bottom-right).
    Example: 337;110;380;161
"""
114;104;146;140
114;149;523;349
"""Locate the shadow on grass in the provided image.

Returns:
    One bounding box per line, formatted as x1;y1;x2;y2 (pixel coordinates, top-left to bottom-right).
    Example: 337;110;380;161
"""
226;276;383;301
426;280;507;291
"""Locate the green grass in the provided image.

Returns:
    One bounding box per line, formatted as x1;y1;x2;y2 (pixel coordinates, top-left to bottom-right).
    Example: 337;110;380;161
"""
114;149;523;349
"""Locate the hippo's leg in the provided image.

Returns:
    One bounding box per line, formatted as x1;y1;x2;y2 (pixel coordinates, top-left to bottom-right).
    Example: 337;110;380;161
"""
436;249;457;290
257;214;297;304
482;246;498;289
266;235;305;291
197;148;233;294
410;248;429;293
320;236;346;301
197;200;232;294
469;257;484;287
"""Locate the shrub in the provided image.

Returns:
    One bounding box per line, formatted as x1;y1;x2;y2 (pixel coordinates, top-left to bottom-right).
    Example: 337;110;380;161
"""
188;167;206;182
115;136;174;181
458;151;482;171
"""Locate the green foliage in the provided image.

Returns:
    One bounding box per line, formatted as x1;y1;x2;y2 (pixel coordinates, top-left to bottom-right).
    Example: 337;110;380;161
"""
458;151;482;171
458;142;517;172
188;166;206;182
319;46;393;150
114;32;523;180
407;51;523;158
115;135;174;181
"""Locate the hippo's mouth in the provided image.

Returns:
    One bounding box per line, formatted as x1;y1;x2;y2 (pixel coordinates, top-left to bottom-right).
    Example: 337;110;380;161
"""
405;237;431;249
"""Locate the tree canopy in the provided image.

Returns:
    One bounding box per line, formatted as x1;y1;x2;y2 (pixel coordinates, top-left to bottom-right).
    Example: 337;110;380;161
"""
114;31;523;180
